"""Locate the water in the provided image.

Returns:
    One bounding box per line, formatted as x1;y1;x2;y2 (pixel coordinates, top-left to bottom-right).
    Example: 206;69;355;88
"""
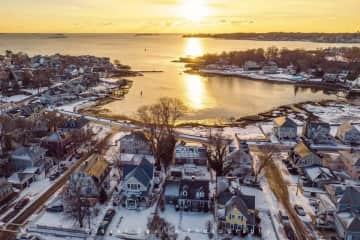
1;34;358;122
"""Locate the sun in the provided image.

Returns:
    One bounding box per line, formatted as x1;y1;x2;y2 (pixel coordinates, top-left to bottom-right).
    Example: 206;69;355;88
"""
181;0;210;22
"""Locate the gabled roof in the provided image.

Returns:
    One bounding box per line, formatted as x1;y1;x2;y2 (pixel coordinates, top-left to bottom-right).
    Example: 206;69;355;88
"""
294;142;315;158
124;158;154;187
273;117;297;128
84;157;109;180
225;194;255;225
338;186;360;207
179;179;210;200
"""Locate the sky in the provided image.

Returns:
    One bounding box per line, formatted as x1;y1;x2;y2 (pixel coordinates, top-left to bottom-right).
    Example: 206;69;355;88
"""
0;0;359;33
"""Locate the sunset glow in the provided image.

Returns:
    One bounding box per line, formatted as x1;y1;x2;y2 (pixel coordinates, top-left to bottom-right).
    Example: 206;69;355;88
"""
0;0;359;33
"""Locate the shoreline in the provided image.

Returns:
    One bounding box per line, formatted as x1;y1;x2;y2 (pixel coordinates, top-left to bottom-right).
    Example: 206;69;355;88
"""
186;69;350;92
76;96;343;128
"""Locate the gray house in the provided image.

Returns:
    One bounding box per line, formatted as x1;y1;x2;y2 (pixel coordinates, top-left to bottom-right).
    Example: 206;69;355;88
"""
303;120;332;144
120;131;152;155
223;149;253;180
337;187;360;212
335;212;360;240
337;122;360;145
273;117;297;141
9;146;46;172
122;158;154;209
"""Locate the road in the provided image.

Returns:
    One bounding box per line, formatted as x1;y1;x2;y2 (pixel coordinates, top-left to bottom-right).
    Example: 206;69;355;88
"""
0;132;112;240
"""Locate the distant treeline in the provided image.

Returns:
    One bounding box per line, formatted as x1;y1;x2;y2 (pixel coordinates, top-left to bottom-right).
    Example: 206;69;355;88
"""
183;32;360;43
186;47;360;80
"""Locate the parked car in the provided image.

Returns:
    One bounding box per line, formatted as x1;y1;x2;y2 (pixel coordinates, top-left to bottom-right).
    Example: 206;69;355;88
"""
14;198;30;210
104;208;116;221
294;204;306;216
46;205;64;212
278;210;290;225
49;172;60;181
97;220;110;236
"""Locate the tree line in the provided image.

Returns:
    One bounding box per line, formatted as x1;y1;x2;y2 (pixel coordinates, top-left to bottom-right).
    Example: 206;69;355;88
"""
192;47;360;80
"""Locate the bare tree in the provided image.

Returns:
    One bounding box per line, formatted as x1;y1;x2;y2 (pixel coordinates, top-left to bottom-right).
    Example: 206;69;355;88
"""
136;97;187;169
62;177;91;228
207;130;230;176
254;145;274;183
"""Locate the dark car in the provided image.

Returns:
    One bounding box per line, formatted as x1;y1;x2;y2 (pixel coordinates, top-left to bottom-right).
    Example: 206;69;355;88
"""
96;220;110;236
14;198;30;210
104;208;116;221
46;205;64;212
49;172;60;181
294;204;306;216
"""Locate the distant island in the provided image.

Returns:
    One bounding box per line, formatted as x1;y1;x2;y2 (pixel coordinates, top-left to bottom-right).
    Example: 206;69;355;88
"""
183;32;360;43
134;33;160;37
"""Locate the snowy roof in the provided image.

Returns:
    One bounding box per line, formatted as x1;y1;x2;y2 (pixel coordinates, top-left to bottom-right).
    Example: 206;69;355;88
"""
336;212;360;231
304;166;335;181
175;143;207;160
124;158;154;187
164;181;180;197
273;116;297;128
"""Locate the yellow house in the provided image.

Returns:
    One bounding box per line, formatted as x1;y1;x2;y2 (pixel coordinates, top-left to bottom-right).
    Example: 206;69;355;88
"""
222;195;255;234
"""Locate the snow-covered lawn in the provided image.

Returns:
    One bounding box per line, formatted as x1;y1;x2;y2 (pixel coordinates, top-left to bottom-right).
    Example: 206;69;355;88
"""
160;205;214;240
0;94;29;103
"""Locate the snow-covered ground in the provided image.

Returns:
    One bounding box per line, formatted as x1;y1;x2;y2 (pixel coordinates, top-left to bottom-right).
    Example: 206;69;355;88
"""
160;204;214;240
304;102;360;124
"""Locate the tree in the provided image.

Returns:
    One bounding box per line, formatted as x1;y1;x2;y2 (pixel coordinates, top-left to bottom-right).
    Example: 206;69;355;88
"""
207;130;230;176
62;177;91;228
254;145;274;183
136;97;187;169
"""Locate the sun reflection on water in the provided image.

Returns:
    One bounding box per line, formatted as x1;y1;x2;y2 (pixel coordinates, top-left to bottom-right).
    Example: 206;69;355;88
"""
184;38;204;58
183;74;214;110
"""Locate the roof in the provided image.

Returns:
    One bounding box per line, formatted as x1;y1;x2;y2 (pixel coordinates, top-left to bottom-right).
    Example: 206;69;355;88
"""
304;166;335;182
61;117;89;129
294;142;312;158
124;158;154;187
225;195;255;225
273;117;297;128
340;151;360;167
120;131;149;144
175;143;208;160
179;179;210;200
337;212;360;231
338;186;360;207
11;146;45;162
84;157;109;179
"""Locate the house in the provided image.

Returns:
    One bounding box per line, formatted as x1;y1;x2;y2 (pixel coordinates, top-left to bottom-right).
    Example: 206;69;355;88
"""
66;156;110;205
262;61;278;74
339;151;360;180
243;61;261;71
67;171;100;205
0;178;14;205
273;117;297;141
164;164;212;211
337;186;360;212
177;178;210;212
41;132;76;159
223;149;253;180
9;145;46;172
60;117;89;132
337;122;360;145
220;194;255;234
303;166;337;187
303;120;332;144
291;142;322;169
323;73;340;83
7;168;39;190
122;158;154;209
174;142;208;166
119;131;152;155
83;156;110;186
335;212;360;240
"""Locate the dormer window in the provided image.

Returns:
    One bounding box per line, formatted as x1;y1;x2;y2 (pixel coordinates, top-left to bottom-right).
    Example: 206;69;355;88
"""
182;190;188;197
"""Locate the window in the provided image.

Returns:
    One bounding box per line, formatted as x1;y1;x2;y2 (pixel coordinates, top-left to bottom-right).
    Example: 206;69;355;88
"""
183;190;188;197
127;184;131;189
